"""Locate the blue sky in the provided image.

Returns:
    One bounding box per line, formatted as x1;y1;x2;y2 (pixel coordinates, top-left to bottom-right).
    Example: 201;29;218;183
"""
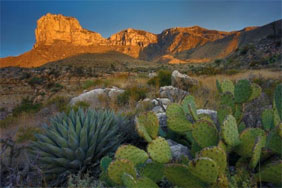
1;0;281;57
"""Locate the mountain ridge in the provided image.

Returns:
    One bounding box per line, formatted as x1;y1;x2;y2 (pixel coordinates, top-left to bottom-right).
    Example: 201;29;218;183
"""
0;13;281;68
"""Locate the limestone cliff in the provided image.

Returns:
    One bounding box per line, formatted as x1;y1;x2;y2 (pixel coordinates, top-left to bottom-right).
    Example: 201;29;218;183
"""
0;13;280;68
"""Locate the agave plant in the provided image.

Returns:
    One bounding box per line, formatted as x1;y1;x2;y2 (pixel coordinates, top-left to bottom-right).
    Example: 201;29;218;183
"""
30;108;127;185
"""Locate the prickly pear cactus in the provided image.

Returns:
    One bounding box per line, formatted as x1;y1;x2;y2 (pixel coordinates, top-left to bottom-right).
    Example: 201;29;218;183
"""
220;79;234;94
235;128;266;158
221;115;240;147
188;157;219;184
220;92;235;112
115;145;149;165
136;112;159;142
166;103;193;133
182;95;198;119
261;109;274;131
274;84;282;120
256;160;282;185
249;83;262;101
265;126;282;155
100;156;112;172
147;137;172;163
164;164;204;188
134;177;159;188
249;136;264;169
234;79;252;103
192;120;219;148
217;105;232;125
108;159;136;185
140;162;164;182
197;146;227;175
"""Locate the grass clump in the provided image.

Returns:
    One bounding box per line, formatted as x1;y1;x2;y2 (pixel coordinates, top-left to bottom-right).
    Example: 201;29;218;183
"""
16;126;42;143
147;70;171;87
47;96;70;112
12;98;42;117
117;86;148;106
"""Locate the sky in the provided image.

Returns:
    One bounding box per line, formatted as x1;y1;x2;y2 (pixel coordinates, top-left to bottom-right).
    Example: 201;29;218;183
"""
0;0;281;57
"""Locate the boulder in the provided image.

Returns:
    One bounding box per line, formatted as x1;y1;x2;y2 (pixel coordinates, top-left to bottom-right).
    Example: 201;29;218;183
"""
70;87;124;108
197;109;218;125
171;70;198;90
167;139;192;160
159;86;188;102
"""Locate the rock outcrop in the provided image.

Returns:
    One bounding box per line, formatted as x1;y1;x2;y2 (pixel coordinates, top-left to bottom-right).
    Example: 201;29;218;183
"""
1;13;281;68
171;70;199;90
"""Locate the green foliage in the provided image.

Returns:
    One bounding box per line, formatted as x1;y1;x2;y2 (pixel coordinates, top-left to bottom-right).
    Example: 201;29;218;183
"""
274;84;282;120
30;108;127;185
115;145;149;165
16;127;42;143
147;70;171;87
249;136;264;169
181;95;198;120
234;79;252;103
192;120;219;148
261;109;274;131
47;96;70;112
140;162;164;182
12;98;42;116
256;160;282;185
68;172;105;188
136;112;159;141
166;103;193;133
117;86;147;106
108;159;136;185
147;137;172;163
221;115;240;147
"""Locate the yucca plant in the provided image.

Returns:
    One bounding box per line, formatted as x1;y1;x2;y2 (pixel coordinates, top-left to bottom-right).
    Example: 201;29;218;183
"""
30;108;127;185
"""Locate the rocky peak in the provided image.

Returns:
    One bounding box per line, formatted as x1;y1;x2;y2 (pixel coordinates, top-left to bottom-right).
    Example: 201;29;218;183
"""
34;13;107;48
109;28;157;47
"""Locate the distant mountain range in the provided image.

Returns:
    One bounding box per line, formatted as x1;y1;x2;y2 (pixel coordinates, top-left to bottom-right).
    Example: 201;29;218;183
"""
0;13;281;68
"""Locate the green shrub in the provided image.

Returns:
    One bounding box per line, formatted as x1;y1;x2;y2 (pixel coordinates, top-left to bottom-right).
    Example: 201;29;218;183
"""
16;127;42;143
82;80;96;89
47;96;70;112
147;70;171;87
50;83;63;92
12;98;42;116
28;77;44;85
68;173;105;188
117;86;148;106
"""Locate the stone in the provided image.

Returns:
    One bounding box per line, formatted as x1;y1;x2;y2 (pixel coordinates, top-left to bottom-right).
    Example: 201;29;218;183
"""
159;86;188;102
167;139;192;160
171;70;199;90
70;87;124;108
197;109;218;125
148;72;157;78
156;112;167;128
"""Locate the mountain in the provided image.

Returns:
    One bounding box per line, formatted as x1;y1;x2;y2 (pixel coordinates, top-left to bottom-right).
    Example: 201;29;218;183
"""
0;13;281;68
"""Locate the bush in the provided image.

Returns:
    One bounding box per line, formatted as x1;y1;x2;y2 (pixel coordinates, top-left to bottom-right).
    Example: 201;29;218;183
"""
47;96;70;112
28;77;44;85
12;98;42;116
147;70;171;87
117;86;148;106
50;83;63;92
68;173;105;188
16;127;42;143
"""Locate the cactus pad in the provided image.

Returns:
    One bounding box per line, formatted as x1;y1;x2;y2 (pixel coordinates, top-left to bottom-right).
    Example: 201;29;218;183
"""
235;128;266;157
188;157;219;184
256;160;282;185
136;112;159;142
147;137;172;163
249;136;264;169
198;146;227;175
234;79;252;103
233;104;243;122
164;164;204;188
135;177;159;188
279;123;282;138
107;159;136;184
166;103;193;133
216;80;223;93
249;83;262;101
266;127;282;155
221;79;234;95
217;105;232;126
238;122;246;133
122;173;137;187
191;141;202;157
182;95;197;117
261;109;274;131
220;92;235;111
115;145;149;165
274;84;282;120
140;162;164;182
192;120;219;148
100;156;112;172
221;115;240;147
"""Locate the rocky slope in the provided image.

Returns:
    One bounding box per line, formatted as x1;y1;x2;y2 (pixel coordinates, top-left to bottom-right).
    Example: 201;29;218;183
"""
0;13;281;68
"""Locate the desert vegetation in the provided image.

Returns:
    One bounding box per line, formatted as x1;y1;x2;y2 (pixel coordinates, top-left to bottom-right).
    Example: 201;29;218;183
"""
0;66;281;187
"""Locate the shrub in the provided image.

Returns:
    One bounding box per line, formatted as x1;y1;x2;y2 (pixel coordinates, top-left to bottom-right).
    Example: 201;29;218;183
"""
147;70;171;87
82;80;96;89
68;173;105;188
16;127;42;143
50;83;63;92
47;96;70;112
12;98;42;116
28;77;44;85
117;86;148;106
30;108;128;186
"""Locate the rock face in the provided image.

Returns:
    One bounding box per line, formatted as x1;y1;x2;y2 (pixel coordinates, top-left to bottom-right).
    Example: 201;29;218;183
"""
34;13;107;47
159;86;188;102
1;13;281;68
171;70;199;90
